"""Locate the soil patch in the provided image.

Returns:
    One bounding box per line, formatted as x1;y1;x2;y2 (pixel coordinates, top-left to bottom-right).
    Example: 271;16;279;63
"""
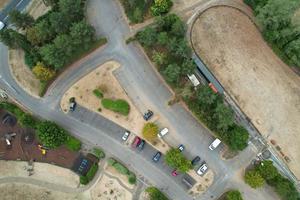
188;169;214;197
191;7;300;178
0;0;9;9
26;0;50;19
61;61;145;135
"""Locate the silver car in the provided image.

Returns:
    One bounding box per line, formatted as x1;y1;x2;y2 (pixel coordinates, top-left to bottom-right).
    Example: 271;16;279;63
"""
0;21;5;30
196;163;208;176
122;131;130;141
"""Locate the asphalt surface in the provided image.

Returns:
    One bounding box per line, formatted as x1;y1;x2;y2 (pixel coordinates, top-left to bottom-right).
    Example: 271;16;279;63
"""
0;0;31;22
0;0;278;200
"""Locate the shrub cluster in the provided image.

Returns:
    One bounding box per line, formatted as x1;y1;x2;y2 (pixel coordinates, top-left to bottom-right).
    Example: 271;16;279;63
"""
101;98;130;116
145;187;169;200
92;148;105;159
107;158;137;185
80;163;99;185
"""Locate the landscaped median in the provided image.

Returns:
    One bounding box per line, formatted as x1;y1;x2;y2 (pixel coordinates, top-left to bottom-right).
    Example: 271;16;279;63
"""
107;158;137;185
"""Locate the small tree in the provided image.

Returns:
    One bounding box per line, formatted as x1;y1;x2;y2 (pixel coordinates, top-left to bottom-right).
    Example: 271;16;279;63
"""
146;187;169;200
227;125;249;151
163;63;181;84
151;0;173;16
136;27;157;47
244;170;265;189
36;121;68;148
256;160;279;182
32;62;56;81
152;50;167;66
225;190;243;200
165;148;192;173
142;123;159;141
9;10;34;29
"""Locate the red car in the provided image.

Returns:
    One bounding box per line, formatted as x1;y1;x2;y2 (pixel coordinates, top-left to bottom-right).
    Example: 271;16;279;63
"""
172;169;179;177
131;136;141;148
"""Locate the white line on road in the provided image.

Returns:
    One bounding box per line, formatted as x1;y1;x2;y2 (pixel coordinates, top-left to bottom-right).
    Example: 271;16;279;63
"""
16;0;25;8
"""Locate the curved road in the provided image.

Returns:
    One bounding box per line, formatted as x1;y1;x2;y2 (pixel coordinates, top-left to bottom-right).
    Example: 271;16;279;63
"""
0;0;277;200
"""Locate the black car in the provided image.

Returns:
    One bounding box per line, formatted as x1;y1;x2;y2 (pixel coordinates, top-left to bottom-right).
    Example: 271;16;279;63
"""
69;97;77;112
143;110;153;121
191;156;201;166
152;151;162;162
137;140;146;151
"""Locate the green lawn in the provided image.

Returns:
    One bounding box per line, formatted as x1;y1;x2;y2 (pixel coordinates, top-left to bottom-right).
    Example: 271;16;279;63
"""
93;89;104;98
101;98;130;116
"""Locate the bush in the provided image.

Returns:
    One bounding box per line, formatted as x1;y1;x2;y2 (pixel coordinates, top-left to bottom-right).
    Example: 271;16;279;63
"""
146;187;169;200
128;172;136;185
101;98;130;116
165;148;192;173
65;136;81;151
80;175;88;185
93;89;103;98
86;163;99;181
113;162;129;175
142;123;159;141
92;148;105;159
107;158;116;166
244;170;265;189
225;190;243;200
151;0;173;16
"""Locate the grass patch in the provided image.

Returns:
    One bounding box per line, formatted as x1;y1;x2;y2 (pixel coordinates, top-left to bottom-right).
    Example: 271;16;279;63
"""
101;98;130;116
93;88;104;98
108;158;136;185
65;136;81;151
80;163;99;185
92;147;105;159
39;80;48;97
146;187;169;200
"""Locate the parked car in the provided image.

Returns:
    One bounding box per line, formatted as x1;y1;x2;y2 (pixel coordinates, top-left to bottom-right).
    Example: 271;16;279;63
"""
152;151;162;162
143;110;153;121
158;128;168;138
122;131;130;141
137;139;146;151
191;156;201;166
69;97;77;112
178;144;184;152
172;169;179;177
131;136;141;148
0;21;5;30
208;138;221;150
196;163;208;176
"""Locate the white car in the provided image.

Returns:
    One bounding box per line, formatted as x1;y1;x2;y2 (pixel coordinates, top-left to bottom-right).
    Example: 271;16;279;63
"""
0;21;5;30
196;163;208;176
158;128;168;138
122;131;130;141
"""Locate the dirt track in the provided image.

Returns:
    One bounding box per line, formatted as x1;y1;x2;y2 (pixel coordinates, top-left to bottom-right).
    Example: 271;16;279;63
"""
191;7;300;179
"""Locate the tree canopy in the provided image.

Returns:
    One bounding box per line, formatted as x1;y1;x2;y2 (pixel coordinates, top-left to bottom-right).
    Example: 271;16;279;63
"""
165;148;192;173
244;170;265;188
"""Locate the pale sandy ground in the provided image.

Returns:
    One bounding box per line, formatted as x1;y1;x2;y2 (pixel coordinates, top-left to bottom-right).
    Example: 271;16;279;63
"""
91;174;133;200
0;0;9;9
8;0;50;98
61;61;145;135
9;49;40;98
105;164;135;190
188;170;214;197
0;160;79;188
0;183;91;200
191;7;300;179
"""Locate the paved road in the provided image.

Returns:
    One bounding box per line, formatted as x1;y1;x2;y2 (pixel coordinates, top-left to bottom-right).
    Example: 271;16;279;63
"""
0;0;277;200
0;0;31;22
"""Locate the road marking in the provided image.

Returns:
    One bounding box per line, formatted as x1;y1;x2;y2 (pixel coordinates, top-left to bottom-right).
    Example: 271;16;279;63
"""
16;0;25;8
4;16;8;20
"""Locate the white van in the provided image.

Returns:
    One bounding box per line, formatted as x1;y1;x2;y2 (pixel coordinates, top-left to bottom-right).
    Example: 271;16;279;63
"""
209;138;221;150
158;128;168;138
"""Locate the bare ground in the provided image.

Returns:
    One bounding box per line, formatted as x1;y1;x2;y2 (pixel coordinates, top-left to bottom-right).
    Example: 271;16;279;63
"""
188;170;214;197
191;7;300;178
0;0;9;9
9;49;40;98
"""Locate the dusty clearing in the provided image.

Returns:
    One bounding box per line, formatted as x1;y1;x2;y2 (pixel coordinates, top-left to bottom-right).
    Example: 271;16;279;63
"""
192;7;300;178
91;174;133;200
188;170;214;197
0;160;79;188
61;61;145;135
0;183;90;200
0;0;9;9
26;0;50;19
9;49;40;98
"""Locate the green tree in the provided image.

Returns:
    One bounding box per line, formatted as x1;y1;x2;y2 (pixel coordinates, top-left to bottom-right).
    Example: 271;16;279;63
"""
213;103;234;132
157;31;169;46
244;170;265;189
151;0;173;16
227;125;249;151
142;123;159;141
170;18;185;37
165;148;192;173
24;50;41;68
225;190;243;200
0;29;31;51
9;10;34;29
40;44;65;69
70;21;95;50
273;176;299;200
163;63;181;83
36;121;68;148
49;12;70;34
43;0;59;7
195;85;220;111
132;7;143;23
59;0;84;23
256;160;279;181
152;50;167;66
146;187;169;200
19;113;37;128
136;27;157;47
32;62;56;81
34;19;56;44
181;59;196;75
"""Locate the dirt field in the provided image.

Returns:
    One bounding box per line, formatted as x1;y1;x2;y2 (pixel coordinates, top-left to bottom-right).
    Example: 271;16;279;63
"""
0;183;90;200
191;7;300;179
91;174;133;200
61;61;145;135
188;170;214;197
0;0;9;9
26;0;50;19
